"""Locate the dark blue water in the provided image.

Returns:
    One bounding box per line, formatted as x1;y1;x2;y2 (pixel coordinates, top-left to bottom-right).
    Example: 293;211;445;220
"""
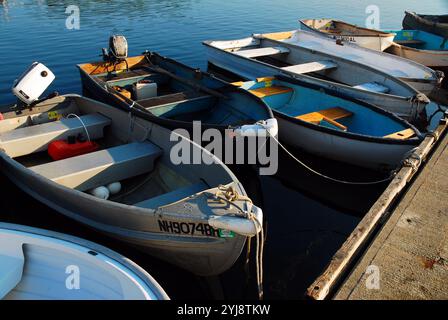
0;0;447;299
1;0;447;105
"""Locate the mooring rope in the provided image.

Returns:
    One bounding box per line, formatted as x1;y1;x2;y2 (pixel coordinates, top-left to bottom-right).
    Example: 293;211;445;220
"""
259;123;397;185
215;185;265;300
151;182;266;300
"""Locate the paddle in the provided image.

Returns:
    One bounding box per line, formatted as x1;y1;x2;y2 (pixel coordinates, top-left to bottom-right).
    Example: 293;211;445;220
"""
105;83;158;119
142;53;230;100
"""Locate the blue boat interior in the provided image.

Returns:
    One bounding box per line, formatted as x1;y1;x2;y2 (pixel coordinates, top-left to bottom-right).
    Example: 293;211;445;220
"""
387;30;448;51
236;77;413;139
94;57;270;126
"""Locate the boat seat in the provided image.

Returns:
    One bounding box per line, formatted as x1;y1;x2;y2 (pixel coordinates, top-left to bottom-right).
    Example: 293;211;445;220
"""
281;60;338;74
29;142;162;191
354;82;390;93
384;128;415;140
112;86;132;99
248;86;293;98
0;114;111;158
231;77;276;88
134;182;208;209
234;46;290;58
0;255;24;299
296;107;353;131
261;32;294;41
395;39;426;46
138;91;203;108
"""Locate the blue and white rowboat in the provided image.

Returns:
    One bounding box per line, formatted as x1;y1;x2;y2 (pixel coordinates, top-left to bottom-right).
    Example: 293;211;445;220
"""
232;75;424;171
203;31;432;121
385;30;448;68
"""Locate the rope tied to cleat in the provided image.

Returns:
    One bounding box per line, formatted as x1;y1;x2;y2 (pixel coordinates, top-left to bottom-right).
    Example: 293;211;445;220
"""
214;185;265;300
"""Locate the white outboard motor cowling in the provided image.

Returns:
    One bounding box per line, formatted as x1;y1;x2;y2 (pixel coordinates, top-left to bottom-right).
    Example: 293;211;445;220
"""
12;62;55;105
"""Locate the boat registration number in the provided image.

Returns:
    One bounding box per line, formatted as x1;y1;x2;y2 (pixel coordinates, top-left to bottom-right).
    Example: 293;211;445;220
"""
158;220;234;238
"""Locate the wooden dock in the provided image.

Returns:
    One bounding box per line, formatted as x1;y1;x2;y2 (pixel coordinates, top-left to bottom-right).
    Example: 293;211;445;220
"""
334;127;448;299
307;113;448;300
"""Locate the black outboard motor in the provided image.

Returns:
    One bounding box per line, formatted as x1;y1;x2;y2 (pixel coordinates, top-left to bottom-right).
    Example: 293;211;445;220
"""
102;35;128;62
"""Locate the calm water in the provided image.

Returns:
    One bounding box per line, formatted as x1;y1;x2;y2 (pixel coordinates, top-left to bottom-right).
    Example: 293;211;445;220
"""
0;0;447;299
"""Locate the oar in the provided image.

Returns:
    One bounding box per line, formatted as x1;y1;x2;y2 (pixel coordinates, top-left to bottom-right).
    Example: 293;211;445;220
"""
105;84;158;119
143;54;230;100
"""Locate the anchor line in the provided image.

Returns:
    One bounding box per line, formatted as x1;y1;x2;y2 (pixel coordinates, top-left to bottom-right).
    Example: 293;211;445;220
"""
260;125;397;185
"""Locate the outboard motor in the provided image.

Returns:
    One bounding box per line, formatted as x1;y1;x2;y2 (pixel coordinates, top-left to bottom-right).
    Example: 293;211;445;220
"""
12;62;55;107
102;35;128;62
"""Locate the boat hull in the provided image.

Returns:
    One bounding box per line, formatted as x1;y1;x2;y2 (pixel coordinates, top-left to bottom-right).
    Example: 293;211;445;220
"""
204;44;426;120
0;95;252;277
0;153;247;276
386;43;448;68
403;11;448;39
78;53;273;134
274;112;419;171
78;55;275;167
299;21;395;51
0;223;169;300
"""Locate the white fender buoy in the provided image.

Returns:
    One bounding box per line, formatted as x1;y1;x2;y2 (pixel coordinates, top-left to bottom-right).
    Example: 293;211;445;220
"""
107;182;122;195
208;205;263;237
89;186;110;200
233;118;278;138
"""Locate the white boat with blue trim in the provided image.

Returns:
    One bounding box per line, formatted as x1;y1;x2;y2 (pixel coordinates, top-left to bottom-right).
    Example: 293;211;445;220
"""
232;76;424;171
384;30;448;68
0;223;169;300
299;18;396;51
203;31;433;121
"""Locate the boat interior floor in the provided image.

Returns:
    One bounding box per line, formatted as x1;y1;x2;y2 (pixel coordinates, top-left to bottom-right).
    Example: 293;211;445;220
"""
0;102;210;209
97;67;257;126
237;76;413;138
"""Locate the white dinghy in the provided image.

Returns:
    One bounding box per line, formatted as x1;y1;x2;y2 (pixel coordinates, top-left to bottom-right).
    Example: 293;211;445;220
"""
204;31;432;121
0;223;169;300
299;18;396;51
256;30;443;96
232;76;423;171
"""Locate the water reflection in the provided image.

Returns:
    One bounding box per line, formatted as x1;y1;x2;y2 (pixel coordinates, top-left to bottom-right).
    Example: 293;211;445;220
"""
2;0;196;18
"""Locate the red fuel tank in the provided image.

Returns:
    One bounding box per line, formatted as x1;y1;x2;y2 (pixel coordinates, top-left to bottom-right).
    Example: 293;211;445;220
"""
48;140;99;161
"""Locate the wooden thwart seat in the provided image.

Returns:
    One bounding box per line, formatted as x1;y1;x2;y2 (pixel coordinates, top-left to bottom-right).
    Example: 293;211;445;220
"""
138;91;204;109
395;39;426;46
281;60;338;74
261;32;294;41
248;86;293;98
234;46;290;58
0;114;111;158
384;128;415;140
29;142;162;192
296;107;353;131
